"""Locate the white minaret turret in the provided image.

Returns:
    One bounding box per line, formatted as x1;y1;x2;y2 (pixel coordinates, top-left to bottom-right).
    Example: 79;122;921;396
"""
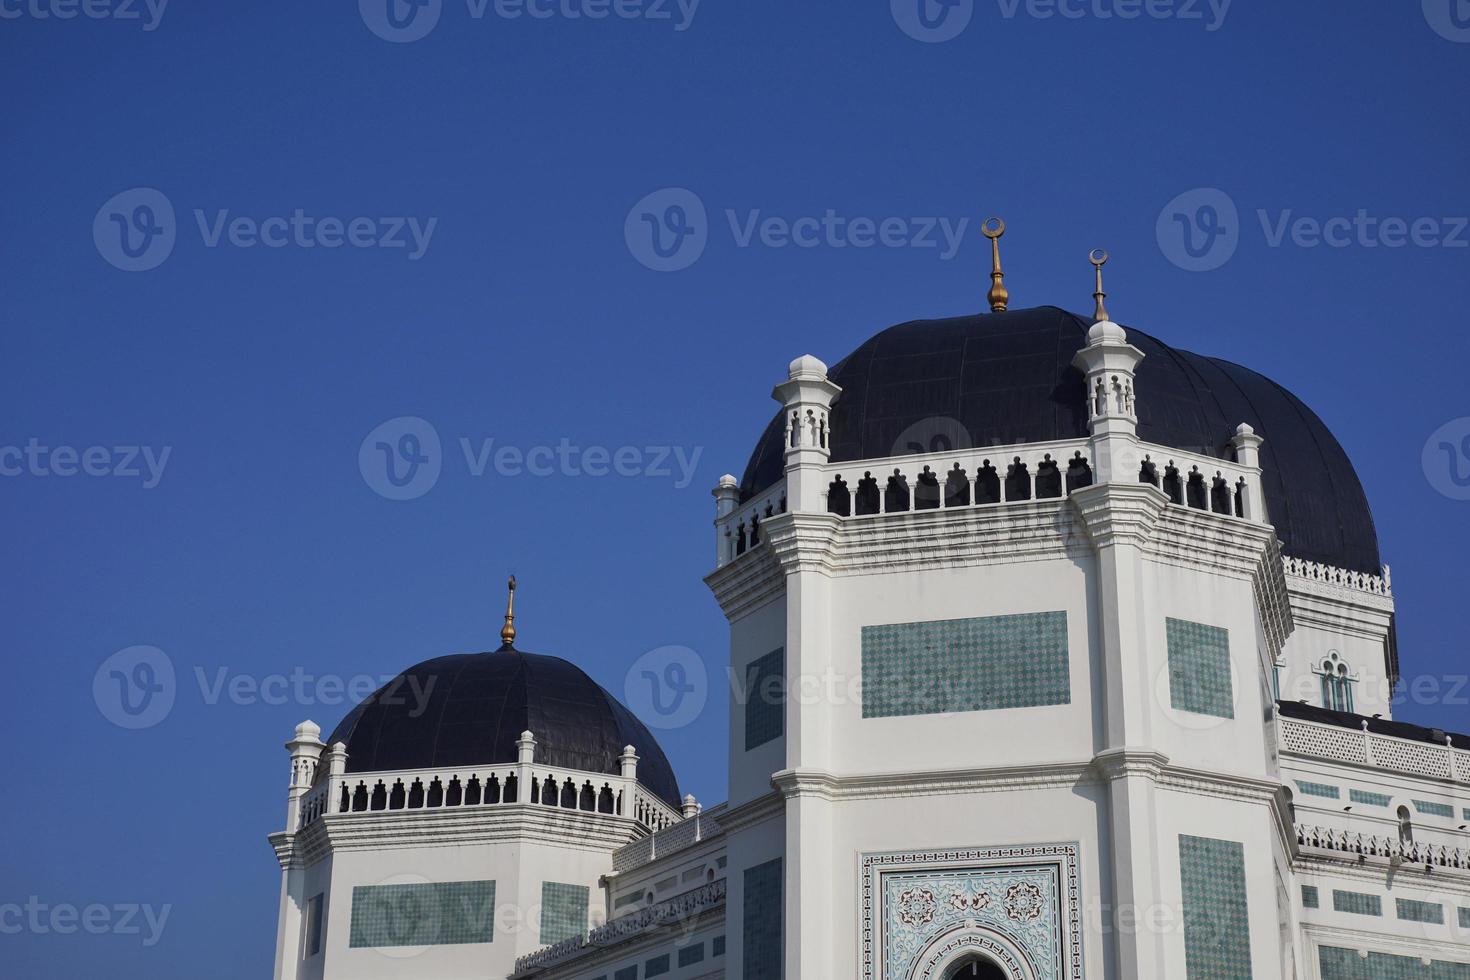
1071;250;1145;483
772;354;841;512
284;720;324;832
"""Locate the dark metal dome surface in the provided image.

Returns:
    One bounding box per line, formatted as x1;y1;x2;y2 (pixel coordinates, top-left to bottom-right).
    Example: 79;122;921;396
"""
741;306;1380;574
326;648;681;809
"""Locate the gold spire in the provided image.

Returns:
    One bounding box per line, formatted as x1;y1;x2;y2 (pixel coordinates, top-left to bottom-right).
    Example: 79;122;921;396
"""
982;217;1008;312
1089;248;1110;322
499;575;517;648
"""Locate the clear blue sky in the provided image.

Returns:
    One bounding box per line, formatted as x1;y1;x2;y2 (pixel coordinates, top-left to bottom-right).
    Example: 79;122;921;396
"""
3;2;1468;976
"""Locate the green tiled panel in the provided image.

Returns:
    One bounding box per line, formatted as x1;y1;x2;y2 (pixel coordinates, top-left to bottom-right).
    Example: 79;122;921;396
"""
614;967;637;980
861;611;1069;719
1332;890;1382;916
1166;618;1234;719
349;880;495;948
1414;799;1455;818
1459;907;1470;929
1350;789;1392;807
743;858;783;980
1179;835;1253;979
1295;780;1339;799
646;953;670;976
1319;946;1470;979
679;942;706;967
713;935;726;956
539;882;589;945
1301;886;1319;909
744;648;785;750
1398;898;1445;924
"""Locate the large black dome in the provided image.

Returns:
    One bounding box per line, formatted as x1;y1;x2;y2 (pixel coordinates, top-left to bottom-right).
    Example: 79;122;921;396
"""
326;648;681;809
742;306;1380;574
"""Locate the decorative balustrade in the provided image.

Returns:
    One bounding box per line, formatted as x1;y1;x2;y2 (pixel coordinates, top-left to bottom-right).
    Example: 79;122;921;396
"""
715;436;1267;567
612;806;724;873
293;761;680;833
1279;716;1466;783
1282;556;1392;597
1296;823;1470;870
513;879;727;976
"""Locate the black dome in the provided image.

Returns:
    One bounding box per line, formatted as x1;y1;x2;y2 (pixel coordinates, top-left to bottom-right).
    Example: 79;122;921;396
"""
326;648;681;809
742;306;1380;574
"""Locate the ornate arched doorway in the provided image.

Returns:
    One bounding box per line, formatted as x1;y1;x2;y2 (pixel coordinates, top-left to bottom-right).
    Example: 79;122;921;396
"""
942;954;1010;979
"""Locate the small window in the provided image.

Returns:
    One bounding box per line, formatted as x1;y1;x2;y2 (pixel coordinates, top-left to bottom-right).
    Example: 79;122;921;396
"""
303;893;324;959
1317;652;1355;713
645;952;671;976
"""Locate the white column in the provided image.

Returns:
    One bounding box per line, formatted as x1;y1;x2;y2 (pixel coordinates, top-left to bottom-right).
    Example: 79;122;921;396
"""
1230;423;1267;520
283;720;324;832
712;474;740;567
1071;320;1145;485
772;354;841;513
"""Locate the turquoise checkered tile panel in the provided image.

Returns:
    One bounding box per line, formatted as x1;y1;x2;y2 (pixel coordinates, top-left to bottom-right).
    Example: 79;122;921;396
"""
348;880;495;948
1319;946;1470;979
860;611;1069;719
1295;780;1339;799
1460;907;1470;928
645;953;670;976
744;648;784;750
1301;886;1319;909
1414;799;1455;818
539;882;588;946
614;967;637;980
713;935;726;956
1332;890;1382;916
743;858;783;979
679;942;705;967
1166;618;1234;718
1397;898;1444;924
1349;789;1392;807
1179;835;1253;979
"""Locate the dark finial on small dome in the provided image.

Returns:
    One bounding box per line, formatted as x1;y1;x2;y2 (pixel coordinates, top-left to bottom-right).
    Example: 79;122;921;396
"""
982;217;1009;313
1089;248;1110;322
499;575;517;649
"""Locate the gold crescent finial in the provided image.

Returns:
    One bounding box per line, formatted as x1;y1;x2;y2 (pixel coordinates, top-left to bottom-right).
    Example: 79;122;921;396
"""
1089;248;1110;322
982;217;1009;313
500;575;517;648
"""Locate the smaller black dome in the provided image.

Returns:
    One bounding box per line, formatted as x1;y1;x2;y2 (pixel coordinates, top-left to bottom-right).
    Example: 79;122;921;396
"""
326;648;681;809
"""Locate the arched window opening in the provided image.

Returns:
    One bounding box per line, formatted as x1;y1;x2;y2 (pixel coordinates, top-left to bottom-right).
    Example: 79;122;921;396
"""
945;464;971;507
1004;458;1031;501
426;778;444;808
1035;456;1062;499
445;777;462;807
915;467;941;510
1185;467;1208;509
560;779;578;809
827;476;851;516
1066;452;1093;493
1210;474;1232;514
1317;652;1356;713
855;472;880;515
1398;806;1415;847
884;469;911;512
466;776;483;806
1139;456;1159;487
502;773;517;803
388;780;407;811
406;779;425;809
1161;464;1183;504
598;785;615;814
975;462;1001;505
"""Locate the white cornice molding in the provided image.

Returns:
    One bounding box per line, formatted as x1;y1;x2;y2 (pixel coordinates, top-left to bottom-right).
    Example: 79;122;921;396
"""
268;804;642;870
1303;923;1470;964
713;790;784;835
1070;482;1169;550
704;542;784;621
